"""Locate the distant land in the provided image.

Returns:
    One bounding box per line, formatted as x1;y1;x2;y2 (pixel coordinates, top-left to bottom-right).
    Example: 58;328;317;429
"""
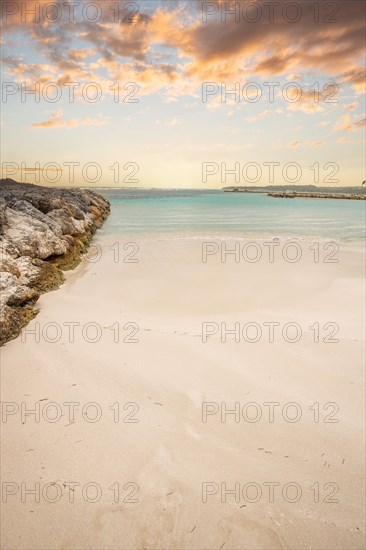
223;185;366;193
223;185;366;200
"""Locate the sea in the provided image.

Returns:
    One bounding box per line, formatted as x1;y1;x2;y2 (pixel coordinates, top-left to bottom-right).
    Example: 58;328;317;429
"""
93;188;366;242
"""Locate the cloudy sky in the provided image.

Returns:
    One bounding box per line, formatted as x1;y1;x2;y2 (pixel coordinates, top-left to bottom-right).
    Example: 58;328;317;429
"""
1;0;365;188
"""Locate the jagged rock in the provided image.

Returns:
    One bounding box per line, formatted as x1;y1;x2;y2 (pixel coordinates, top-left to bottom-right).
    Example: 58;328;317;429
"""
0;179;110;345
0;272;21;307
5;208;70;259
6;198;64;235
48;208;85;236
0;236;20;257
0;199;7;236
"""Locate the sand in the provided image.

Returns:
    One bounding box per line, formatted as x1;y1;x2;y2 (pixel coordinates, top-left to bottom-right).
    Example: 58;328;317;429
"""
1;234;365;549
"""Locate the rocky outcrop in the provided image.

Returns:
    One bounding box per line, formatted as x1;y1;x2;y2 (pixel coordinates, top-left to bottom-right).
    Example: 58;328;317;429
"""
0;179;110;346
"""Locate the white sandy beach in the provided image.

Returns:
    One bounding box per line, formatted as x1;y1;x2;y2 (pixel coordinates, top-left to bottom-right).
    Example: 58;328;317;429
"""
1;235;365;550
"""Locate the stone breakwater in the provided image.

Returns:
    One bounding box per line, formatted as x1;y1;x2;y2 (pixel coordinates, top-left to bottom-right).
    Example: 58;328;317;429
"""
0;179;110;346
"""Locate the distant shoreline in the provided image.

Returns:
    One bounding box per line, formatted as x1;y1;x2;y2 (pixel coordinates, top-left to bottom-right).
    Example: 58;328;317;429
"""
224;186;366;200
267;191;366;200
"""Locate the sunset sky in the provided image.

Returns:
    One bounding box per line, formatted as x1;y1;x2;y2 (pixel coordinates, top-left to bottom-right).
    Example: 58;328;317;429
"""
1;0;365;188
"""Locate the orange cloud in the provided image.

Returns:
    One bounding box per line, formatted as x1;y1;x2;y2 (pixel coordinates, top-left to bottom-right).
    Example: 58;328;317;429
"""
31;110;109;128
307;140;324;147
183;1;365;82
340;68;366;95
334;114;366;132
286;88;327;113
1;0;365;102
345;102;359;110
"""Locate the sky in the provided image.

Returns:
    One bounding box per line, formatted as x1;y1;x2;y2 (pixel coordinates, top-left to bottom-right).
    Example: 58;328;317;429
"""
1;0;365;188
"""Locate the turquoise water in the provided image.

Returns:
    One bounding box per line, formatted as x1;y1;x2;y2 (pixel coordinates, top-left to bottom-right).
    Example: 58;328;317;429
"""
96;189;366;242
